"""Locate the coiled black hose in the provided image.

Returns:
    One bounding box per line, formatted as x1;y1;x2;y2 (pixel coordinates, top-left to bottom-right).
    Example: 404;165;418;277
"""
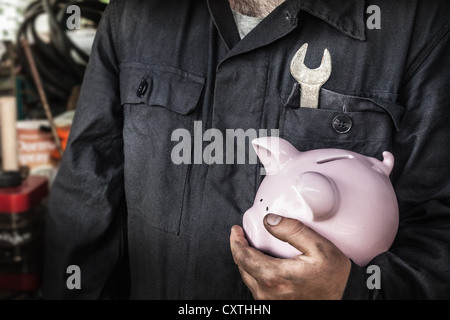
16;0;106;106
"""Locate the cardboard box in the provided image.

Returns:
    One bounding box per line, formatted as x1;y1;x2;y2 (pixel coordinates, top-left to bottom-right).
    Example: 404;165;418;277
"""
16;120;57;178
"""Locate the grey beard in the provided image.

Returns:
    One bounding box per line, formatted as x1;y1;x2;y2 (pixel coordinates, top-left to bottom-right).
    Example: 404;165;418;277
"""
229;0;285;18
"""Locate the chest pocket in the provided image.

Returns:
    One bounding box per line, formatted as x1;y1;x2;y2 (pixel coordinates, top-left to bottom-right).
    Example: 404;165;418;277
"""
280;84;404;159
120;63;205;234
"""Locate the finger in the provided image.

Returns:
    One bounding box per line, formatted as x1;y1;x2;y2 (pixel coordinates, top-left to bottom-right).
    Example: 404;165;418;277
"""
238;266;259;295
263;214;330;256
230;225;281;278
229;225;249;248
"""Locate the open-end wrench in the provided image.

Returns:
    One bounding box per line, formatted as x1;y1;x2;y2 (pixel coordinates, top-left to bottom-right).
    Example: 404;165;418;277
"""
290;43;332;109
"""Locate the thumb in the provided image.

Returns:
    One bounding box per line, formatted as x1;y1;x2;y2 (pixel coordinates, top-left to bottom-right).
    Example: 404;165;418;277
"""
264;214;325;256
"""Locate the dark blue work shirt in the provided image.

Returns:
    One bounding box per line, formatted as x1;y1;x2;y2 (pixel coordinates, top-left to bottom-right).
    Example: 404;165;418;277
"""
44;0;450;299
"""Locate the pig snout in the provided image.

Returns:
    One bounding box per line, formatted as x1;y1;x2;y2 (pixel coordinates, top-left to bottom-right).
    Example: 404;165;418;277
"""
242;207;302;259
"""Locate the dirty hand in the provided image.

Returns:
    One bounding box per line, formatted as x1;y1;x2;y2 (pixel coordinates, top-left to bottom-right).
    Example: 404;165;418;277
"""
230;214;351;300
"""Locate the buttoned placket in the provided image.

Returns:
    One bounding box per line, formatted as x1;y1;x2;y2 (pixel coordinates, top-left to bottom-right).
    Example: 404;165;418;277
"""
207;0;301;60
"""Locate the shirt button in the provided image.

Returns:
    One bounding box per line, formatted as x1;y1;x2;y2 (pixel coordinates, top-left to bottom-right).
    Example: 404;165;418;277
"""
137;77;149;98
285;10;297;26
332;115;353;134
285;11;291;21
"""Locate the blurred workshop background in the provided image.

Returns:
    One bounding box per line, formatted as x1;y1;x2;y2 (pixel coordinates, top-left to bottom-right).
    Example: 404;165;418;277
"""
0;0;108;299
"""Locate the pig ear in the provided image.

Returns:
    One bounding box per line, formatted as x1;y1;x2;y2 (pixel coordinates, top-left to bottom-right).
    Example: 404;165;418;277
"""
298;172;338;221
252;137;298;175
373;152;395;176
381;152;395;175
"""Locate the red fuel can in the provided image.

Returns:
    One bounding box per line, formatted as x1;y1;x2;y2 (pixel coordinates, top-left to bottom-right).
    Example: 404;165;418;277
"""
0;176;48;292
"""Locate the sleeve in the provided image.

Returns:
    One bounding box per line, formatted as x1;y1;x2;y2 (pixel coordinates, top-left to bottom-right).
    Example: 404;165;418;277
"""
343;18;450;299
43;0;129;299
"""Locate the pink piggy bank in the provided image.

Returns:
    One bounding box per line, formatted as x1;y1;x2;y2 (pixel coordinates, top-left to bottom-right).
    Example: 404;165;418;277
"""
243;137;399;267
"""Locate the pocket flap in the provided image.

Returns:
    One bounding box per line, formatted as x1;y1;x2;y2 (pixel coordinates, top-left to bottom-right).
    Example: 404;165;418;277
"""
362;95;405;131
284;84;405;131
120;63;205;115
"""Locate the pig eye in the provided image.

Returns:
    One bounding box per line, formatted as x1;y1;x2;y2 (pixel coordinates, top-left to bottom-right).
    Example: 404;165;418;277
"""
317;155;353;164
260;199;263;202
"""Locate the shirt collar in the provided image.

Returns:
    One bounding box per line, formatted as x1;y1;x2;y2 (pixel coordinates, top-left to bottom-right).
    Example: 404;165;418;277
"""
286;0;366;41
208;0;366;54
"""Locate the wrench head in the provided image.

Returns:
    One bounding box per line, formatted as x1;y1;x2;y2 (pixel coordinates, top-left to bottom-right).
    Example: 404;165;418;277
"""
290;43;332;85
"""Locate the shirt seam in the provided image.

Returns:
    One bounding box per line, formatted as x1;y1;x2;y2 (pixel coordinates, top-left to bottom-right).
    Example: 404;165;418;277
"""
401;17;450;90
106;0;119;61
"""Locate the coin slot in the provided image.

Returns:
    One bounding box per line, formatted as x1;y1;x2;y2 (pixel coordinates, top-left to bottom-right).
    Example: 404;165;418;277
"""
317;155;353;164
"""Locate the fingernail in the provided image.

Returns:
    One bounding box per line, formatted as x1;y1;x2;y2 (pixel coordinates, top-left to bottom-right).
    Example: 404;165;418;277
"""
266;214;282;226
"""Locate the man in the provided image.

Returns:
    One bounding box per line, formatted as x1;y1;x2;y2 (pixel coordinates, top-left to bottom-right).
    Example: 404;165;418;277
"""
44;0;450;299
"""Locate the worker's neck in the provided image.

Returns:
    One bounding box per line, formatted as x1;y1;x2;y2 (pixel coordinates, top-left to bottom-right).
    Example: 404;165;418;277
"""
229;0;286;18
